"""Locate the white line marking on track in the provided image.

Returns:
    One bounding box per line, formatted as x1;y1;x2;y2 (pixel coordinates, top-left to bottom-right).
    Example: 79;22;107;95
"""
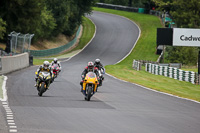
1;76;17;132
7;120;14;123
10;126;17;128
8;123;15;125
7;117;14;120
9;129;17;132
7;112;13;115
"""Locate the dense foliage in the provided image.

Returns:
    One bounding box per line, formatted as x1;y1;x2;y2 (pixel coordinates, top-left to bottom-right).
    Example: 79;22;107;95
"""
153;0;200;65
165;46;198;65
0;18;6;39
0;0;94;41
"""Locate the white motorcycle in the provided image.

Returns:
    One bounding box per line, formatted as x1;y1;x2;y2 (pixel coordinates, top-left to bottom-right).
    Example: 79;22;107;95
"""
98;67;105;87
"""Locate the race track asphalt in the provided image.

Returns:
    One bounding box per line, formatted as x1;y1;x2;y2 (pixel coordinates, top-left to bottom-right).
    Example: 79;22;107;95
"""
3;11;200;133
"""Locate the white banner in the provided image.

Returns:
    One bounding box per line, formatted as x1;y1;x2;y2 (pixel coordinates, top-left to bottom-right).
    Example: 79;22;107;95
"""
173;28;200;46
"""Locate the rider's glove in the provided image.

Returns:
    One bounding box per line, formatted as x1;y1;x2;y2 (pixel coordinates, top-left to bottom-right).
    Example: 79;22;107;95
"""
36;74;39;77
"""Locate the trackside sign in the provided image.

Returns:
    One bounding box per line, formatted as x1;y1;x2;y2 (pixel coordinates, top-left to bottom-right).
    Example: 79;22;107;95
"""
173;28;200;46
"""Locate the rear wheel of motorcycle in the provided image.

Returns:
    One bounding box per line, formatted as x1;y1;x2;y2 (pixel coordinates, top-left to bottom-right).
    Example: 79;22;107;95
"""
38;82;45;96
86;86;92;101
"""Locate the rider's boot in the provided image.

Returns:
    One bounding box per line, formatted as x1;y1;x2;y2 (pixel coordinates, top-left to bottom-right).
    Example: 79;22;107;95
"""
34;84;37;87
34;80;39;87
80;81;83;92
34;78;38;87
46;81;51;90
82;90;86;96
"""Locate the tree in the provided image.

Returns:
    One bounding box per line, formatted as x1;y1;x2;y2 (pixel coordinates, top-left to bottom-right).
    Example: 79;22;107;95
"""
153;0;200;27
166;46;198;65
170;0;200;28
0;18;6;39
37;6;57;39
154;0;200;65
0;0;46;40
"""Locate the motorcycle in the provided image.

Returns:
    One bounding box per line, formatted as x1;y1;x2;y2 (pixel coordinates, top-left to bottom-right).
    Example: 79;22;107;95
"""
35;71;53;96
51;64;60;78
97;67;105;87
82;72;98;101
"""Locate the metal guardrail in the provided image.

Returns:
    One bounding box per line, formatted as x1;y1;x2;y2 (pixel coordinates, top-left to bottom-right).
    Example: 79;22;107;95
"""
96;3;162;15
30;26;81;57
96;3;139;12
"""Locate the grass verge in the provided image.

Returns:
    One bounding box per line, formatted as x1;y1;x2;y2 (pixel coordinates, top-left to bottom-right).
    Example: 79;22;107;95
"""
93;7;200;102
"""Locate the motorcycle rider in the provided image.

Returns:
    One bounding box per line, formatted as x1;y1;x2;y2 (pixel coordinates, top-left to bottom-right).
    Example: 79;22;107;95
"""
51;58;62;72
80;61;99;94
94;59;105;85
34;61;53;89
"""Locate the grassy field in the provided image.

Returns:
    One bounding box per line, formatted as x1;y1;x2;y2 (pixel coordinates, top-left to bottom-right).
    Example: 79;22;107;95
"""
33;17;95;65
93;7;200;102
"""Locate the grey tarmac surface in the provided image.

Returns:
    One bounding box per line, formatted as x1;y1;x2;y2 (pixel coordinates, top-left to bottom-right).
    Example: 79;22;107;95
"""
3;11;200;133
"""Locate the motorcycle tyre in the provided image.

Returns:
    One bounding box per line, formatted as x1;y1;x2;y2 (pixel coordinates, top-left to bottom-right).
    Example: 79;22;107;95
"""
38;82;45;96
86;87;92;101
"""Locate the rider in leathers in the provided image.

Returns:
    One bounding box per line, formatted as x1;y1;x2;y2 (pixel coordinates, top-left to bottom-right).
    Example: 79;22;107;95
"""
35;61;53;89
51;58;62;72
94;59;105;84
80;61;99;95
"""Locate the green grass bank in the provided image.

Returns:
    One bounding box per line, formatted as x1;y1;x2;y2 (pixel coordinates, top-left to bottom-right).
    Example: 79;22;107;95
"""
33;16;95;65
93;7;200;102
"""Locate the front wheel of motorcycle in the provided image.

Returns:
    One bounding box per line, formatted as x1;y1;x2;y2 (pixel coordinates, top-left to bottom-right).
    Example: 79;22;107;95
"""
38;82;45;96
86;86;92;101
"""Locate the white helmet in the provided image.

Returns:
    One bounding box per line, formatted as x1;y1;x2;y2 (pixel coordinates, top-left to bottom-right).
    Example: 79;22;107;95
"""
54;58;58;63
43;61;50;69
95;59;100;64
88;61;94;71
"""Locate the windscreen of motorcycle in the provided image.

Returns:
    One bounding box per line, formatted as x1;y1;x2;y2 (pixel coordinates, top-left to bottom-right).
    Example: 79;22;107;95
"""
41;71;50;77
87;72;96;78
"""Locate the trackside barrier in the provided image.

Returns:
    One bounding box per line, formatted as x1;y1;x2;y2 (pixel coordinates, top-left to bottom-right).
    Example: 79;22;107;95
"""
96;3;162;16
0;52;29;75
30;26;81;57
145;63;196;84
133;60;141;71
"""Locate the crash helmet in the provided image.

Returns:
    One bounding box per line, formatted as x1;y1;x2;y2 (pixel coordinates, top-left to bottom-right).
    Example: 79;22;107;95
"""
95;59;100;64
87;61;94;71
54;58;58;64
43;61;50;69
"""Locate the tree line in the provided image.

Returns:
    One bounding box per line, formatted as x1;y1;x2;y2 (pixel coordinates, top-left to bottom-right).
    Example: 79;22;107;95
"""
0;0;95;41
153;0;200;65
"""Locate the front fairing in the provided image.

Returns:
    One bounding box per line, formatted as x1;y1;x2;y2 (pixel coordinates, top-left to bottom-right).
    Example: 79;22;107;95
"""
38;72;51;82
82;72;98;91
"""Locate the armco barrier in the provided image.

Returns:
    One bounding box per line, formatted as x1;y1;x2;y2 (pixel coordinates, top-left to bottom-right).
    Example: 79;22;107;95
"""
0;52;29;75
30;26;81;57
